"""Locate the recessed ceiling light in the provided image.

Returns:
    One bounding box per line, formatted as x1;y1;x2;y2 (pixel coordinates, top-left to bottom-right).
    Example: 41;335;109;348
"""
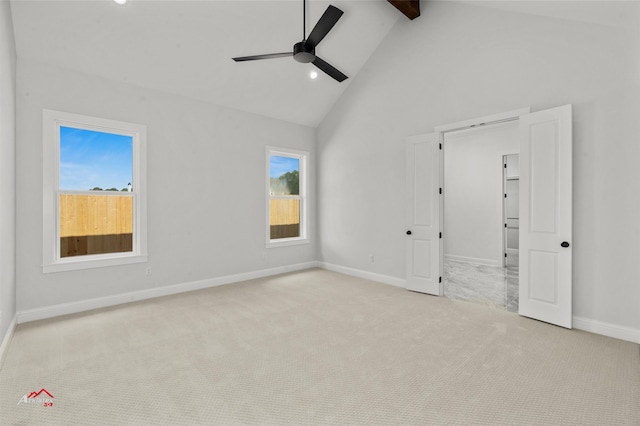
309;70;318;80
114;0;127;5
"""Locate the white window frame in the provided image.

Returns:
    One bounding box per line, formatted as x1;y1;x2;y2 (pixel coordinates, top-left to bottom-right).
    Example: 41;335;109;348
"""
42;109;148;273
266;146;308;248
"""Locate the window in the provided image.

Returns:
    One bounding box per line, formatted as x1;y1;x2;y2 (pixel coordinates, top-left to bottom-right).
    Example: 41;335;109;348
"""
43;110;147;272
266;147;308;247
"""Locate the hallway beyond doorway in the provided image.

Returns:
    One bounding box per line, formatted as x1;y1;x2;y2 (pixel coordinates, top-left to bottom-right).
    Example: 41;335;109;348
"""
444;255;519;313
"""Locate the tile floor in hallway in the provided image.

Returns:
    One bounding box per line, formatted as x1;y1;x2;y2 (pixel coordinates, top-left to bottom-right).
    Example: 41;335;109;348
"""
444;254;519;313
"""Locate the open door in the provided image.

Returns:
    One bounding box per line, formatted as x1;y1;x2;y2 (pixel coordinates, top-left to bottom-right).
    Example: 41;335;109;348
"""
405;133;442;295
519;105;572;328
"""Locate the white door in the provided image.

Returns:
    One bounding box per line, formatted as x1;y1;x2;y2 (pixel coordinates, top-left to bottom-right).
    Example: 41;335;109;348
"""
519;105;573;328
405;133;442;295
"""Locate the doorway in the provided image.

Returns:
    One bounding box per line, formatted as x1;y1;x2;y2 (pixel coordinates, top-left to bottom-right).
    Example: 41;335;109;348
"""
441;121;519;312
405;105;572;328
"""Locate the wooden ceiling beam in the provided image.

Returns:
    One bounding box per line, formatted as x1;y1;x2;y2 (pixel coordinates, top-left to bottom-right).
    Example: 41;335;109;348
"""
387;0;420;20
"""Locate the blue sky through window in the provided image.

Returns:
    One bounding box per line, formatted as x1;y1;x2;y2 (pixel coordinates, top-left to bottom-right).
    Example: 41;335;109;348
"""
270;155;299;178
59;126;133;191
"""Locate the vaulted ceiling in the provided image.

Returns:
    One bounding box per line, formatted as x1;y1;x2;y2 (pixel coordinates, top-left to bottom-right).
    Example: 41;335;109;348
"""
9;0;638;127
10;0;401;127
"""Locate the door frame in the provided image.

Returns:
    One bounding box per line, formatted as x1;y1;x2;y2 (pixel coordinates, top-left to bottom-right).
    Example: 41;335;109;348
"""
433;108;530;286
409;106;573;328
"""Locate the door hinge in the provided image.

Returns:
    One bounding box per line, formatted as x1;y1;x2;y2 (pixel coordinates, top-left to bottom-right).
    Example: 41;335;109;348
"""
504;193;507;198
505;223;507;228
439;232;442;239
504;163;507;168
439;143;442;150
505;253;508;258
439;187;442;195
439;276;442;283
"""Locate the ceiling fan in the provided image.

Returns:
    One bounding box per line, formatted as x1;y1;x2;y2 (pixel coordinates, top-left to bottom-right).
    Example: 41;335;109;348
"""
232;0;348;83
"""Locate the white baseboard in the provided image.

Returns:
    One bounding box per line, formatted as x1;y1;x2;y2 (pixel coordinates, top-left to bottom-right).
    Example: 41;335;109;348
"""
444;254;501;267
318;262;406;288
573;316;640;344
317;263;640;345
14;261;639;346
17;261;319;324
0;315;17;371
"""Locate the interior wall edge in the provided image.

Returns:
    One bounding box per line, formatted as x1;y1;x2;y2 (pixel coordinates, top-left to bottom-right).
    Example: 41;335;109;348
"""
318;261;406;288
0;0;18;359
0;314;17;371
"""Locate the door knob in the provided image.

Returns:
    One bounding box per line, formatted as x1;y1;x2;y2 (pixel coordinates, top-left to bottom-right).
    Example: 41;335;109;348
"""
406;230;412;235
561;241;570;248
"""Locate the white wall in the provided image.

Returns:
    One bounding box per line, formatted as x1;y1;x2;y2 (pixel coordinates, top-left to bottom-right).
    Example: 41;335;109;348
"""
0;0;17;345
317;2;640;334
16;58;316;314
444;122;518;265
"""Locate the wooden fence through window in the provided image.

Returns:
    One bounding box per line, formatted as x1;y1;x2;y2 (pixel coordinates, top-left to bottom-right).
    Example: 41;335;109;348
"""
59;194;133;257
270;198;300;239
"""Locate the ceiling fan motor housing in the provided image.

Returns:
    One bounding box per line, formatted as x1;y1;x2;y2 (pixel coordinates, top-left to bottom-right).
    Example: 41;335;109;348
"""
293;41;315;63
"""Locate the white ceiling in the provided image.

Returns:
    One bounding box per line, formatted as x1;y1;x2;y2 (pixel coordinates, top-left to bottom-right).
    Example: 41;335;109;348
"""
458;0;640;32
10;0;400;127
10;1;638;127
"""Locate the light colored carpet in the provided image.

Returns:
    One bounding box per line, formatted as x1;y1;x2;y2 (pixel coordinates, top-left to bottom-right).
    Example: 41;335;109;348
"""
1;268;638;425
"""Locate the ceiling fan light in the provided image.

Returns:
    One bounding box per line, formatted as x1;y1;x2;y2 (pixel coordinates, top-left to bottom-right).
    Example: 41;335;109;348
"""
114;0;127;5
310;70;318;79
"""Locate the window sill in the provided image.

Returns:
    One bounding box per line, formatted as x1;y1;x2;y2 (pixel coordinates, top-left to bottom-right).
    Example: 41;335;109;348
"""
42;254;148;274
266;238;309;249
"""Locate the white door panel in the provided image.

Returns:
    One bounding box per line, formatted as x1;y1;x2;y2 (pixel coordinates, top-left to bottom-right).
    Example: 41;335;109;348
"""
519;104;572;328
406;133;441;295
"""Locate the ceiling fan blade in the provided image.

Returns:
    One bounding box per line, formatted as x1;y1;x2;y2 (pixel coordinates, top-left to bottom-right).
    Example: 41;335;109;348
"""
312;56;348;82
232;52;292;62
305;5;343;49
